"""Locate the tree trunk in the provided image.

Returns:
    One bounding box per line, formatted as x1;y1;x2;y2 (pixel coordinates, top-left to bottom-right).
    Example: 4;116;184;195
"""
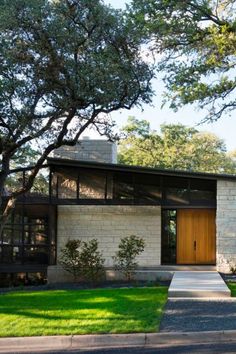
0;155;10;208
0;197;16;238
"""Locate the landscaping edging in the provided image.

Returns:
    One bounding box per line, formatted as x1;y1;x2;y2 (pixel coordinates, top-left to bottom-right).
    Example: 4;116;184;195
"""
1;330;236;352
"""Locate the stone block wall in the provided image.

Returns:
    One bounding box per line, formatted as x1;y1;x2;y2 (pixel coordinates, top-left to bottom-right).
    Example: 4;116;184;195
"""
48;205;161;282
53;139;117;163
217;180;236;273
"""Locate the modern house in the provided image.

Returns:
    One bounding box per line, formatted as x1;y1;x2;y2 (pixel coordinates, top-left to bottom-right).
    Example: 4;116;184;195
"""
1;139;236;285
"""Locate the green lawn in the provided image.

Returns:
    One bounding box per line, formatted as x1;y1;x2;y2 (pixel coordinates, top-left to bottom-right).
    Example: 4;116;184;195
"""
227;282;236;296
0;287;168;337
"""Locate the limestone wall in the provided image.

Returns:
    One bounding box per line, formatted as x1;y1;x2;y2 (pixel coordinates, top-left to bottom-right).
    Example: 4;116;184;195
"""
48;205;161;282
217;180;236;273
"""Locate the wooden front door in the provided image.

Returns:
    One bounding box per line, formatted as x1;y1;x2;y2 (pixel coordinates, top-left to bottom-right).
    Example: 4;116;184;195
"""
177;209;216;264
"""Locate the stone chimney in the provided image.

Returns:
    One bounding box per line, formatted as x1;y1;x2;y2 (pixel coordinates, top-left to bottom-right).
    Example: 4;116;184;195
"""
53;138;117;164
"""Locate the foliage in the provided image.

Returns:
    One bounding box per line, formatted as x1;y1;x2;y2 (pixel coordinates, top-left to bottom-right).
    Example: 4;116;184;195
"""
0;0;153;226
79;239;105;284
130;0;236;121
118;116;236;173
0;287;168;336
59;239;105;284
230;265;236;275
113;235;145;281
5;145;48;195
227;257;236;274
59;240;82;281
228;283;236;296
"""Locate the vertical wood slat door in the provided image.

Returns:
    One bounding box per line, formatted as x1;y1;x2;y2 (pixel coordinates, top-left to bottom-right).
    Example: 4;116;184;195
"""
177;209;196;264
177;209;216;265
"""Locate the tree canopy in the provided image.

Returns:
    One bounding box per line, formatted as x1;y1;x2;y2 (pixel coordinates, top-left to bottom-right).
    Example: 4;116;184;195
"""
118;117;236;173
130;0;236;121
0;0;153;219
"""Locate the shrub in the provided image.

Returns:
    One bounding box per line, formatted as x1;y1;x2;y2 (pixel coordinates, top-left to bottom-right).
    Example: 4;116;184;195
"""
59;240;82;282
226;258;236;275
79;239;105;284
113;235;145;281
59;239;105;284
230;265;236;275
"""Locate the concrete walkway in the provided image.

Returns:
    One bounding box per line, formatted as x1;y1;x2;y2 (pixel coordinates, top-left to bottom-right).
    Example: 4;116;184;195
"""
168;271;230;298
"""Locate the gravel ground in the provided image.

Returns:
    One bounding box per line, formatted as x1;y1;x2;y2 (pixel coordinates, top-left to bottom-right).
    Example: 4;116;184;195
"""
160;298;236;332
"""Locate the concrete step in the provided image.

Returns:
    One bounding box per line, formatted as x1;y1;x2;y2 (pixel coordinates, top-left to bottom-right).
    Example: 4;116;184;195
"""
168;271;231;298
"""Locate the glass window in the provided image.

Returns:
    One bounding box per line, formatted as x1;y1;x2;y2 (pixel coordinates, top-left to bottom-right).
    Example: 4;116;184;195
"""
30;169;49;196
52;168;78;199
12;228;22;244
0;245;22;264
23;246;49;264
0;205;52;265
51;173;58;197
162;210;177;264
106;173;113;199
79;170;106;199
113;173;134;200
0;245;12;263
2;228;12;244
24;218;48;245
134;174;161;202
164;177;189;205
13;246;22;263
57;175;77;199
190;179;216;202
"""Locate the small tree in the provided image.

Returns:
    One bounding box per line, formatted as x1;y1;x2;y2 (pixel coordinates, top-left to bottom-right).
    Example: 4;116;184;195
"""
80;239;105;285
59;239;105;284
113;235;145;281
59;240;81;282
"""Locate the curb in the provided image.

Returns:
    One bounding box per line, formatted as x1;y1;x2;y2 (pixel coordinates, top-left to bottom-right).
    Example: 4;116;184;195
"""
1;330;236;352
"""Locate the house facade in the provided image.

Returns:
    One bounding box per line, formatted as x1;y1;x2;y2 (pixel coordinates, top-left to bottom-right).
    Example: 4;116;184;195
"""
1;140;236;285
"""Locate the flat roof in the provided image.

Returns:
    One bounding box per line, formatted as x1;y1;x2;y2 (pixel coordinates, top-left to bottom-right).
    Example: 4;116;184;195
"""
47;157;236;181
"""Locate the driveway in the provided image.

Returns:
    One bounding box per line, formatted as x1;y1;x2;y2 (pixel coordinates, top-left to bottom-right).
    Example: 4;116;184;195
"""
160;298;236;332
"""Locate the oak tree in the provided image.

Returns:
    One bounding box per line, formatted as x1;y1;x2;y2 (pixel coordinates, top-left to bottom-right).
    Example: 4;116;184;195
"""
118;117;236;173
130;0;236;122
0;0;153;226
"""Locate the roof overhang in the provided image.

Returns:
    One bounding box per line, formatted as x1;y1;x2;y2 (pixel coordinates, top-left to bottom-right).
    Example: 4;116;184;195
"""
47;157;236;181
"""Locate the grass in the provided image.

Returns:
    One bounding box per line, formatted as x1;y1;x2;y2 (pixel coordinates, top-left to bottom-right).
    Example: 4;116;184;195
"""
227;282;236;296
0;286;168;337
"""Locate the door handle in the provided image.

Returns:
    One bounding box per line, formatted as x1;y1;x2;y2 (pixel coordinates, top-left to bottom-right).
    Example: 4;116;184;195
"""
194;240;196;251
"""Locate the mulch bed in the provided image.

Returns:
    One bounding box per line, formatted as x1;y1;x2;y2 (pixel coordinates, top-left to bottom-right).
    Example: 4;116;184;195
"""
220;273;236;283
0;279;170;294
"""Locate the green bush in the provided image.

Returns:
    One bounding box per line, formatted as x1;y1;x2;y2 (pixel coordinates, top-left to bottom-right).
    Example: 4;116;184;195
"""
59;239;105;284
113;235;145;281
79;239;105;284
230;265;236;275
59;240;82;282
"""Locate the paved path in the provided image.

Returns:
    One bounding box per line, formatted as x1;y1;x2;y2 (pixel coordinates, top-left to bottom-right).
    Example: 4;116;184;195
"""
160;298;236;332
168;271;230;298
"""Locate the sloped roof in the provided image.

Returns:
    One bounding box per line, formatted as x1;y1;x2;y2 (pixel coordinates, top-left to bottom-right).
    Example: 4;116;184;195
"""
47;157;236;181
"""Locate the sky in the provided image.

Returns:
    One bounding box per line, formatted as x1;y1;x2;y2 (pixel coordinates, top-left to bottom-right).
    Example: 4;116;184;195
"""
86;0;236;152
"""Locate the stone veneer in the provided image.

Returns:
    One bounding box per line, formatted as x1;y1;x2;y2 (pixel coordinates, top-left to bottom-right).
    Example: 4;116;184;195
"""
48;205;161;283
53;139;117;163
217;180;236;273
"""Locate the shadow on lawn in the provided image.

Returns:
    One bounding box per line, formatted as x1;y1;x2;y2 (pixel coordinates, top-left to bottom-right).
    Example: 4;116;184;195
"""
0;287;167;334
